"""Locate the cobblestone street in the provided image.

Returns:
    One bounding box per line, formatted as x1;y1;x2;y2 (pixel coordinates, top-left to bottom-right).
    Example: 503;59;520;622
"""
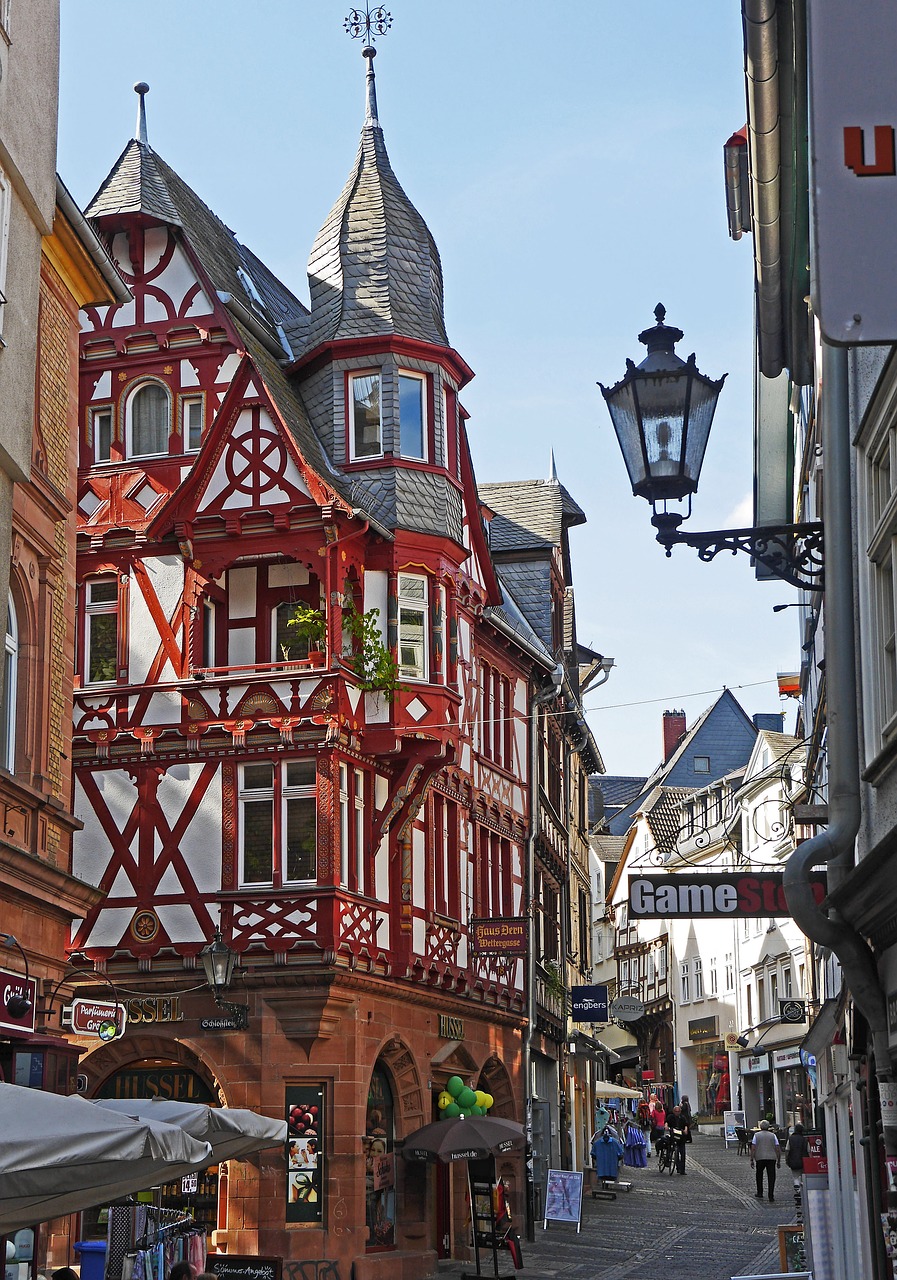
435;1132;798;1280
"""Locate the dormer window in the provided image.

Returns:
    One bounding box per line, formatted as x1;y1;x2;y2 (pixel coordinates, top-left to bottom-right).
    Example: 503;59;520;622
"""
127;381;171;458
398;373;425;460
350;373;382;460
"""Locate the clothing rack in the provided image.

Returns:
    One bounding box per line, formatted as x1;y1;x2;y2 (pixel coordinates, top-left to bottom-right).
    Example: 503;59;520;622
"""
107;1201;207;1280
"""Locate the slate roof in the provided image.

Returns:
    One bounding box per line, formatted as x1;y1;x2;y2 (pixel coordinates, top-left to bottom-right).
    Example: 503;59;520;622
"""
486;576;555;668
593;776;648;812
306;118;448;348
640;785;693;855
479;480;586;552
86;139;183;226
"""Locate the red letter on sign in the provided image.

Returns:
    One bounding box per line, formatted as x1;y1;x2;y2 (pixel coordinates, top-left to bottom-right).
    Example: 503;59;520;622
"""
844;125;896;176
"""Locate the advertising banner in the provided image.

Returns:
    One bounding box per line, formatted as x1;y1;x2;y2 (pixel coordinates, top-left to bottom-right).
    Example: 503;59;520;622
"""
286;1086;324;1223
628;871;827;919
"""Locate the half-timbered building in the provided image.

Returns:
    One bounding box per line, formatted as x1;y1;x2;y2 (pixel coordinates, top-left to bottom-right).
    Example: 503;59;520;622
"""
62;53;601;1277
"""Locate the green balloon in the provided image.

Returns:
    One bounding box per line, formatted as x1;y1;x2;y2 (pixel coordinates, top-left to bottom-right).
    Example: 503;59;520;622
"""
444;1102;461;1118
458;1086;477;1108
446;1076;464;1098
470;1105;484;1115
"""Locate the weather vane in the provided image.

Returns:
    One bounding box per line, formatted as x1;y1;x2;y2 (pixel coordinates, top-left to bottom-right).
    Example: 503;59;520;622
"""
344;5;393;43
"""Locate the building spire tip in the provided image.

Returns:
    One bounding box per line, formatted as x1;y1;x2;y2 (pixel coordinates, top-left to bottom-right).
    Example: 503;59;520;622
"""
134;81;150;145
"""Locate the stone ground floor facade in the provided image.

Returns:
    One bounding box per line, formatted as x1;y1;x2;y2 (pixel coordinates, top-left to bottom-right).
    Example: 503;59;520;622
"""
66;974;524;1280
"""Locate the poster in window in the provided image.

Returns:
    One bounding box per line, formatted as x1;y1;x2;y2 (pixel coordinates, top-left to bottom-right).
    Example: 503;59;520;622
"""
286;1086;323;1223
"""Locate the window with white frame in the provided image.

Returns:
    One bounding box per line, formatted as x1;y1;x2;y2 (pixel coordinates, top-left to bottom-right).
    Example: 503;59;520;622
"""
239;759;316;886
397;573;427;680
782;964;793;998
85;577;119;683
338;763;368;895
709;955;718;995
398;372;426;459
693;956;703;999
0;593;17;770
657;941;667;979
182;395;205;451
680;960;690;1003
620;958;630;990
91;407;114;463
339;763;350;888
724;951;734;991
349;372;382;459
860;406;897;747
127;382;171;457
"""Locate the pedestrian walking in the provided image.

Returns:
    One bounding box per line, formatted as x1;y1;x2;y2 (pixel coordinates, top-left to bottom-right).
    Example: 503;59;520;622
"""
784;1123;809;1182
650;1097;666;1145
679;1094;694;1141
666;1104;690;1174
750;1119;781;1200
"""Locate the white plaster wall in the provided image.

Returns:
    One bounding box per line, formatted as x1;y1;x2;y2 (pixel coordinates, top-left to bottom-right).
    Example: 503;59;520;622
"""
228;566;257;617
156;764;222;893
73;771;137;885
228;627;255;667
91;370;111;400
374;833;389;902
144;691;183;725
363;570;388;629
83;907;138;949
412;917;426;955
412;825;425;909
157;905;208;944
129;556;184;684
269;562;309;589
153;241;212;316
215;353;242;383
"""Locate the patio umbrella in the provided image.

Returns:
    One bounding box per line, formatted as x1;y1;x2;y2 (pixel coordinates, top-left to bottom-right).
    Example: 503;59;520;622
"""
402;1115;525;1162
95;1096;287;1161
0;1082;214;1234
593;1082;642;1099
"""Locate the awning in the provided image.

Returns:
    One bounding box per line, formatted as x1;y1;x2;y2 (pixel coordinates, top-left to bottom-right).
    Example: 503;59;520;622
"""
0;1083;214;1233
95;1096;287;1162
799;993;846;1062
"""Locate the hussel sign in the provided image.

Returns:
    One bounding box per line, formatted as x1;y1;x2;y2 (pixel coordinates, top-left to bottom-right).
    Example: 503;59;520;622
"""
628;871;827;919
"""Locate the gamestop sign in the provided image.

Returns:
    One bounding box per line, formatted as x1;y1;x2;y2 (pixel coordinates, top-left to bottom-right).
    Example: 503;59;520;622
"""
628;872;827;919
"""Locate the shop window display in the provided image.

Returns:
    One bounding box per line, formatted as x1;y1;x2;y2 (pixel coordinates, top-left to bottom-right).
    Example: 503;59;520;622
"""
365;1067;396;1250
696;1046;730;1115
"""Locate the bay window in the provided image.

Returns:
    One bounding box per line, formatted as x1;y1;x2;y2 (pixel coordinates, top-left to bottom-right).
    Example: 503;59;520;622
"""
350;373;382;459
398;372;425;459
397;573;427;680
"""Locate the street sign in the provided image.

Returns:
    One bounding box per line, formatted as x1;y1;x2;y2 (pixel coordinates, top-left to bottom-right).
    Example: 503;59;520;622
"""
570;984;608;1022
70;997;127;1039
609;995;644;1022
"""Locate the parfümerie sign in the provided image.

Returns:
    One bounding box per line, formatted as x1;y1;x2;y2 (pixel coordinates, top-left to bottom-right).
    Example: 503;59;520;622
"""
628;871;827;919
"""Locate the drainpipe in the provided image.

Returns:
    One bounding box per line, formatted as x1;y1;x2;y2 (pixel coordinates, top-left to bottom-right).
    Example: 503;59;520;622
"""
782;342;892;1276
523;662;563;1242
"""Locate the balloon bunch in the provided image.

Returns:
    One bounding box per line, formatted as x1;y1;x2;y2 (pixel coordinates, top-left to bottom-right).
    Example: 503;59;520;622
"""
436;1076;494;1119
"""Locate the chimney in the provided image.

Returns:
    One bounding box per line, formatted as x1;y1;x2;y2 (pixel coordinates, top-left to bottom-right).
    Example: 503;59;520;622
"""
752;712;784;733
663;709;687;762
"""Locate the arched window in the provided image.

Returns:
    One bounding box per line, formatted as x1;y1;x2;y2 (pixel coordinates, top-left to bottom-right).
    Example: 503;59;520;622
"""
127;382;170;457
0;593;18;770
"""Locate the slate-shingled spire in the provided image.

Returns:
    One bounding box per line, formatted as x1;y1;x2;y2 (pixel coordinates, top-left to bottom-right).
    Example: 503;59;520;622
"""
306;36;449;349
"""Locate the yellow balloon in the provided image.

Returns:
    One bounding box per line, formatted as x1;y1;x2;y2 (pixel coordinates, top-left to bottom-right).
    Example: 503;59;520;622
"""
437;1091;453;1110
474;1091;487;1108
483;1093;494;1109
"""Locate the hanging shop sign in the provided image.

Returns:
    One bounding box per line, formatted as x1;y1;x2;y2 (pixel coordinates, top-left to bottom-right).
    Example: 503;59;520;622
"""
807;0;897;342
0;967;36;1036
470;917;528;956
628;872;827;919
688;1016;719;1043
609;995;644;1022
570;984;609;1022
286;1085;324;1223
779;999;807;1024
70;997;128;1039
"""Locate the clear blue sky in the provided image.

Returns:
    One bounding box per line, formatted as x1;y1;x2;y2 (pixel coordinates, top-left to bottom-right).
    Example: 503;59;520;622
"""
58;1;800;775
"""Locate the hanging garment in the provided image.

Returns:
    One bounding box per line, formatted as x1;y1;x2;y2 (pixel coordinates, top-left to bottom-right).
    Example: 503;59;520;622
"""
591;1129;624;1178
623;1123;648;1168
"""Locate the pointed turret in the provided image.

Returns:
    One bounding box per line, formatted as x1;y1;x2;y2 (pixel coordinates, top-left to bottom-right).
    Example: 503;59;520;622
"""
306;44;448;348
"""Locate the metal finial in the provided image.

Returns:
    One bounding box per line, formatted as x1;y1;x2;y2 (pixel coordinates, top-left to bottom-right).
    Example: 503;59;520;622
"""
654;303;666;325
134;81;150;145
344;5;392;42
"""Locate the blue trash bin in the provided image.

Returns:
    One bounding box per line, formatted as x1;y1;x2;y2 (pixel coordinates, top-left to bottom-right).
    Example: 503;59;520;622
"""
74;1241;107;1280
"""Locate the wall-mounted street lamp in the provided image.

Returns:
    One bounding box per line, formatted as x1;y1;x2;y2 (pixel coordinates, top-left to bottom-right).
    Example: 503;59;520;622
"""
599;306;824;591
1;934;32;1018
199;929;249;1030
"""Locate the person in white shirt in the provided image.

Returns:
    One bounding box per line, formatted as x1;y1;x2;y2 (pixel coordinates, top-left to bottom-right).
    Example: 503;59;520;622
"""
750;1119;781;1200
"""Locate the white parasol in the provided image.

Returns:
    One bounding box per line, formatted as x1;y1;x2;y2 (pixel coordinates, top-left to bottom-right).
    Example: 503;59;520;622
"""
95;1096;287;1161
593;1081;643;1100
0;1083;213;1233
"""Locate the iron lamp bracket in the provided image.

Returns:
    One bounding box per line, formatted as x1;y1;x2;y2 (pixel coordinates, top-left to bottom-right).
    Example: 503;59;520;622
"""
651;515;825;592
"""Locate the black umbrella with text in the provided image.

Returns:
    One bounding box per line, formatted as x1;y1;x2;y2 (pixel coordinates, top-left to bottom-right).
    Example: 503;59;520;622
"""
402;1114;525;1163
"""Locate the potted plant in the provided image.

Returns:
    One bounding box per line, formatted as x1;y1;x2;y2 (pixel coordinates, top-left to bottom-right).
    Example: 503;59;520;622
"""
342;604;406;701
286;602;327;666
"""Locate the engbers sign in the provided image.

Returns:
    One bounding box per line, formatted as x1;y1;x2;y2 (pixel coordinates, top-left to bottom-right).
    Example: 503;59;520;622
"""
628;871;827;919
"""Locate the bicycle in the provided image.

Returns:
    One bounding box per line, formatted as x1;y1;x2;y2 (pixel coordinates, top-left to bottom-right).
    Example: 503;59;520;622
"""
656;1137;675;1175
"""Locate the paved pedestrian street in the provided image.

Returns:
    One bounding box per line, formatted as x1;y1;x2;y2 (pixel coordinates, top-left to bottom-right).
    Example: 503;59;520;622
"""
435;1133;798;1280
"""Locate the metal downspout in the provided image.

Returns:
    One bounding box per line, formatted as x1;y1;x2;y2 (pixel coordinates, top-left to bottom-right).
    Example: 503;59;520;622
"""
782;343;892;1278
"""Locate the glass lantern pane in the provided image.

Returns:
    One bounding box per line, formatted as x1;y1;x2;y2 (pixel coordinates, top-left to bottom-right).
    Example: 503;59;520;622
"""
682;377;722;488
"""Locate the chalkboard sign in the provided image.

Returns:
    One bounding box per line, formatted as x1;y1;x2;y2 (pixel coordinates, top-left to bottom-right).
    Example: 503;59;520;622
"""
542;1169;583;1232
207;1257;282;1280
778;1223;808;1272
